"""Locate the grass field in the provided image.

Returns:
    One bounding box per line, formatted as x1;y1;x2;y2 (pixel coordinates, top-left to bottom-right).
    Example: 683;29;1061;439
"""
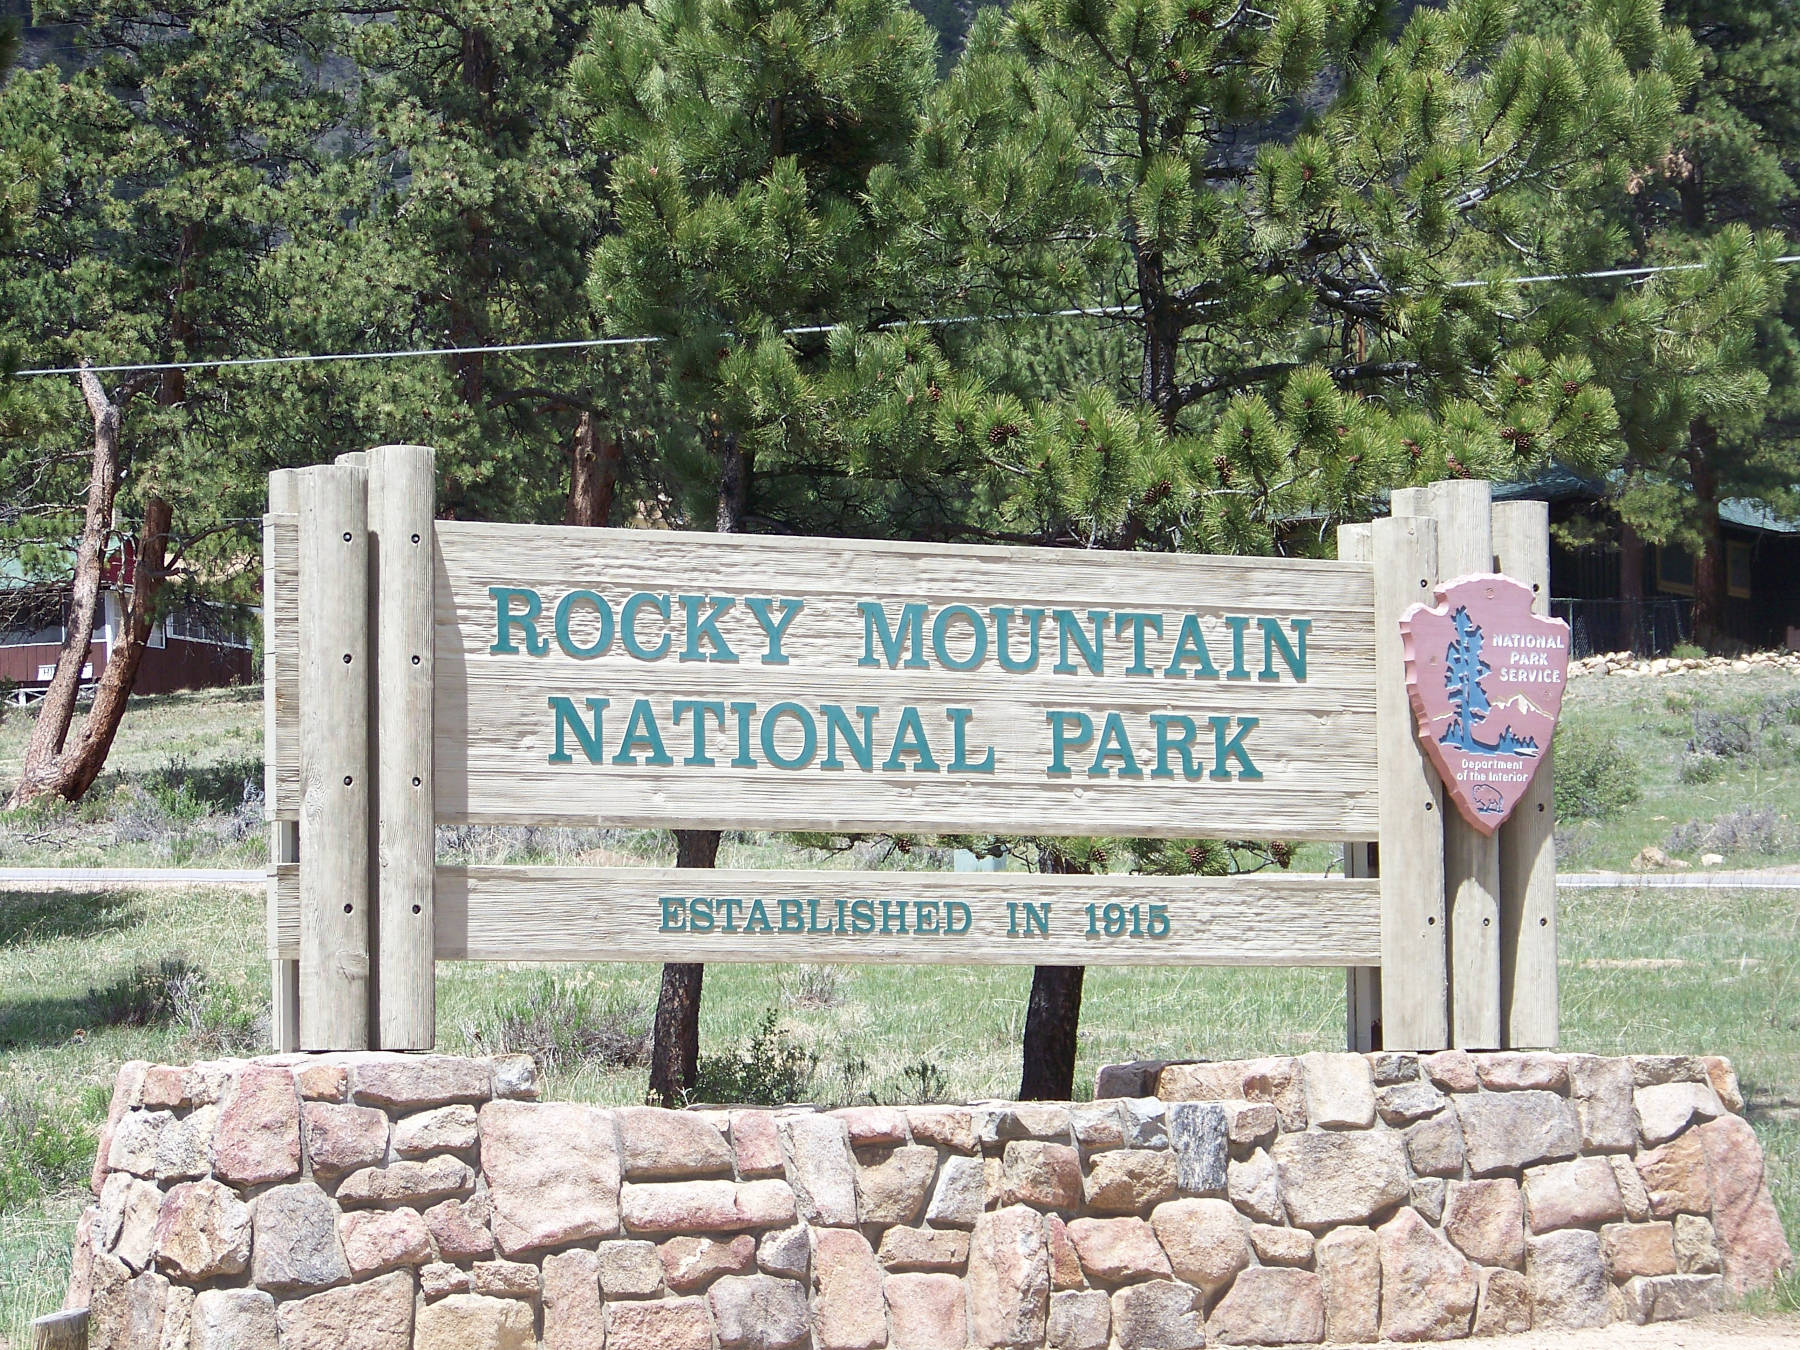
2;673;1799;1342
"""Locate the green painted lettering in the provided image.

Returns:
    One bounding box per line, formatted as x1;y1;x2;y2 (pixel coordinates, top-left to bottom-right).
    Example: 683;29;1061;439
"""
1209;715;1262;780
779;899;805;933
931;604;988;671
744;596;803;665
1045;710;1093;777
883;706;940;773
760;702;818;770
745;899;773;933
660;897;685;930
1054;609;1110;674
947;707;995;773
679;594;738;663
490;587;548;656
820;704;877;770
553;590;614;658
621;592;671;660
992;607;1043;672
1088;711;1144;778
1259;616;1310;682
858;601;929;669
729;701;757;768
691;898;715;932
547;696;607;764
1150;713;1204;780
1224;616;1252;680
1114;612;1163;675
1163;613;1220;678
945;901;972;934
672;699;726;766
612;698;673;766
850;899;877;934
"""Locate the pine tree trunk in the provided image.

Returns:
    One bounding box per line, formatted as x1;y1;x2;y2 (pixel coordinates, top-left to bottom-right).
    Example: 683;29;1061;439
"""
649;828;718;1104
1618;516;1644;652
1019;849;1087;1100
1687;421;1727;650
6;368;153;809
648;430;751;1104
565;411;623;528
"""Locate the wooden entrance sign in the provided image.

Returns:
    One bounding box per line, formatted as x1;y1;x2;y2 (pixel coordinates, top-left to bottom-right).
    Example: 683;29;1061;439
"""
264;454;1559;1054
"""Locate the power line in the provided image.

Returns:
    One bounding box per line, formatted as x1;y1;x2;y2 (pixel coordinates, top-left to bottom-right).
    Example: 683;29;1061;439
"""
13;258;1799;379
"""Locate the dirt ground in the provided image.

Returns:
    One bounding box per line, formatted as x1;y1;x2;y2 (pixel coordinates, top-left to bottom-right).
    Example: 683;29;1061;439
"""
1460;1311;1800;1347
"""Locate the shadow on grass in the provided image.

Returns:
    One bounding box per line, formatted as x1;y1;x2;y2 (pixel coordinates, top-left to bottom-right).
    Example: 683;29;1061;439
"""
0;955;200;1052
0;890;138;949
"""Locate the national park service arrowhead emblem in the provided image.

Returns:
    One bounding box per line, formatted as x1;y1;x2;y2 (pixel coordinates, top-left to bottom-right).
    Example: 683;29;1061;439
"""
1400;574;1571;834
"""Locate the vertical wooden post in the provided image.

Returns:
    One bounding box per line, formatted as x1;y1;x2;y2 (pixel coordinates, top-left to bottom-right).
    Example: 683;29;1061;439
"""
369;445;437;1049
1493;499;1559;1047
298;463;371;1050
1338;520;1381;1052
1371;513;1448;1050
265;468;301;1053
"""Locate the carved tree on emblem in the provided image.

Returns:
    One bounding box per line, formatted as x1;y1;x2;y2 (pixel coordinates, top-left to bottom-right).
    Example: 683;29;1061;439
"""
1440;607;1493;753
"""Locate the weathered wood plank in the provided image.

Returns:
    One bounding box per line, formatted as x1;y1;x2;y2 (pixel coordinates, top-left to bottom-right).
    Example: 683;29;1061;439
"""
369;445;438;1050
1337;521;1381;1050
1421;479;1502;1049
1492;499;1559;1048
270;866;1380;967
427;523;1380;840
1372;514;1448;1049
265;471;301;1052
298;464;371;1050
31;1310;87;1350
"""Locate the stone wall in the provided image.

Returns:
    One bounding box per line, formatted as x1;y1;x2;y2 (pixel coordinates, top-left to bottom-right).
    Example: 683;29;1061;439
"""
67;1050;1793;1349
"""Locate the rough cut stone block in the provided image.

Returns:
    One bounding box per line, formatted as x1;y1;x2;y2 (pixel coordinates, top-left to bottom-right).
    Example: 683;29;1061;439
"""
1702;1056;1744;1113
140;1066;189;1112
999;1139;1081;1211
759;1224;811;1279
885;1271;967;1350
1095;1059;1165;1099
711;1273;810;1350
1149;1197;1249;1293
1170;1102;1228;1194
542;1248;603;1350
859;1144;940;1224
967;1205;1050;1348
618;1106;733;1178
988;1102;1073;1143
422;1194;494;1261
738;1177;799;1227
1071;1103;1125;1150
1066;1216;1172;1282
1048;1288;1111;1350
1111;1279;1202;1350
471;1258;540;1298
213;1065;301;1186
1636;1131;1712;1217
1611;1153;1652;1220
275;1269;415;1350
490;1054;538;1101
337;1156;474;1207
1315;1226;1380;1343
1473;1268;1531;1336
1299;1052;1376;1128
907;1106;977;1153
661;1234;756;1293
1635;1081;1723;1144
597;1238;664;1297
925;1154;985;1229
1453;1090;1579;1175
414;1292;531;1350
835;1105;909;1147
1401;1115;1462;1181
351;1055;491;1109
338;1207;431;1277
1631;1055;1707;1087
622;1179;738;1233
605;1297;715;1350
106;1110;167;1179
878;1225;970;1271
1222;1099;1280;1147
1567;1055;1638;1153
1410;1177;1446;1225
1476;1052;1568;1092
1159;1058;1306;1130
1378;1207;1476;1342
1616;1273;1725;1324
1601;1221;1677;1279
728;1110;786;1178
1208;1265;1326;1345
97;1172;161;1272
1525;1157;1625;1233
392;1104;479;1157
1227;1148;1286;1224
1526;1229;1610;1329
1673;1213;1722;1273
811;1227;888;1350
1371;1051;1420;1086
1083;1148;1177;1213
781;1112;859;1227
1375;1081;1446;1126
294;1062;348;1103
1120;1098;1168;1148
1697;1114;1796;1293
1443;1178;1525;1270
302;1102;390;1176
250;1182;348;1291
1420;1049;1479;1093
1272;1129;1409;1228
1047;1213;1085;1290
420;1261;471;1301
1250;1222;1314;1266
191;1287;277;1350
480;1100;620;1254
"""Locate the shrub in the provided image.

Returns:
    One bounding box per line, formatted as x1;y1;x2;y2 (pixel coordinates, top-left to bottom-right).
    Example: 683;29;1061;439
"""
0;1094;95;1213
1552;723;1642;821
1678;753;1726;785
1671;642;1708;660
87;957;203;1028
469;973;650;1076
692;1011;818;1106
1668;809;1790;859
1688;709;1756;760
